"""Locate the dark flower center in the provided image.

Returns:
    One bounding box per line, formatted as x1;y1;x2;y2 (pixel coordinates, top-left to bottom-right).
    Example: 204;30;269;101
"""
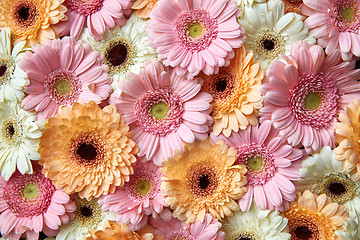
215;78;227;92
263;39;275;51
12;2;37;27
106;41;128;67
77;142;98;161
294;226;312;240
18;6;30;22
198;174;210;189
328;182;346;195
5;123;15;139
80;206;93;217
356;60;360;70
0;65;7;77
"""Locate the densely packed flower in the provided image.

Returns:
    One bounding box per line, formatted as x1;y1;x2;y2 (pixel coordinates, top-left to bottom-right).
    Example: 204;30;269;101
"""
86;221;141;240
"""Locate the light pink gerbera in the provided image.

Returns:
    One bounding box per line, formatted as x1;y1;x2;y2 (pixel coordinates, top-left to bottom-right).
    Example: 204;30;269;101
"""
146;0;244;79
261;41;360;153
0;164;76;240
20;37;112;120
301;0;360;60
109;59;213;166
56;0;132;40
99;161;166;231
211;120;303;212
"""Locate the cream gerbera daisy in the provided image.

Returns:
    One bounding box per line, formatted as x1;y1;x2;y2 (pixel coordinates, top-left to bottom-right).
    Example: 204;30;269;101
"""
0;0;67;46
0;101;42;180
336;205;360;240
238;0;315;70
161;139;247;224
81;14;156;92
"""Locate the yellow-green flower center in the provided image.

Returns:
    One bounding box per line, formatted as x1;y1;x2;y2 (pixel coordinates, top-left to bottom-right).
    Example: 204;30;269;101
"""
247;156;263;171
189;23;203;39
342;7;354;20
55;80;71;95
151;102;168;120
136;180;151;195
304;92;321;110
23;183;38;199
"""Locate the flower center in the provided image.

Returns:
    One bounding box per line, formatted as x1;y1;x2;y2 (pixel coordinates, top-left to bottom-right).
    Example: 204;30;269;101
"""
3;121;16;140
303;92;322;110
11;1;38;27
80;206;93;217
0;64;7;77
293;226;313;240
55;80;71;95
188;163;219;197
126;167;161;201
151;102;169;120
22;183;38;199
74;198;102;228
188;23;203;39
231;231;261;240
262;39;275;51
136;180;152;195
252;29;285;61
342;7;354;20
0;57;14;87
215;78;227;92
247;156;263;171
330;0;360;32
64;0;104;16
76;142;98;161
198;174;210;189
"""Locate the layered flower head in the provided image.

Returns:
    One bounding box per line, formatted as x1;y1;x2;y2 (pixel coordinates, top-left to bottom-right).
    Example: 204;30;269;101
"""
211;120;303;212
0;164;76;240
161;139;247;224
261;41;360;153
284;190;349;240
302;0;360;60
86;221;140;240
201;46;263;137
56;0;132;40
0;0;67;46
110;59;212;166
38;101;138;200
132;0;159;18
147;0;244;78
20;37;112;120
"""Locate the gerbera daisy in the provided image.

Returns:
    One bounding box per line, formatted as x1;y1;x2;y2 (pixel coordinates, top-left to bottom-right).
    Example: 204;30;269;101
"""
283;0;304;17
284;190;349;240
161;139;247;224
334;99;360;181
211;120;303;212
132;0;159;19
221;202;290;240
0;164;76;240
301;0;360;60
335;205;360;240
56;0;132;40
99;161;166;231
0;0;67;46
238;0;315;70
81;14;156;92
0;101;42;181
0;28;30;103
201;46;263;137
86;221;140;240
110;59;212;166
147;0;244;79
261;41;360;153
236;0;266;17
56;197;116;240
20;37;112;120
38;101;138;200
297;146;360;211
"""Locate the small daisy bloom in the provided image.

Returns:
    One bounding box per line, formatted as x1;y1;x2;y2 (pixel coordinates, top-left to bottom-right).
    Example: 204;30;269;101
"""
301;0;360;60
20;37;112;120
147;0;245;78
56;0;132;40
211;120;303;212
261;41;360;153
238;0;315;70
110;59;213;166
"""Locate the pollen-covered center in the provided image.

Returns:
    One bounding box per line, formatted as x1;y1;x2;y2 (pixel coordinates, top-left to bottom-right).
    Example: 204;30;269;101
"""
74;198;102;228
330;0;360;32
11;1;38;27
22;183;38;199
151;102;169;120
136;180;152;195
247;156;263;171
342;7;354;20
189;23;203;39
104;38;135;75
0;65;7;77
231;231;261;240
2;119;19;141
252;29;285;61
188;163;219;197
0;57;14;86
55;80;71;95
304;92;322;110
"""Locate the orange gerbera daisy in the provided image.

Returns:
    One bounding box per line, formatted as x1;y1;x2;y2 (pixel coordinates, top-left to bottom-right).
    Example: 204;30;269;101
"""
283;0;304;18
86;221;141;240
39;101;138;200
284;190;349;240
161;139;247;224
132;0;159;18
201;46;263;137
0;0;67;46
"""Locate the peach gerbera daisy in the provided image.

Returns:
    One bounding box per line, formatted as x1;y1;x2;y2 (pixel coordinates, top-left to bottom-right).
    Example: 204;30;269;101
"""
0;0;67;46
334;99;360;181
284;190;349;240
86;221;140;240
201;46;263;137
161;139;247;224
132;0;159;18
38;101;138;200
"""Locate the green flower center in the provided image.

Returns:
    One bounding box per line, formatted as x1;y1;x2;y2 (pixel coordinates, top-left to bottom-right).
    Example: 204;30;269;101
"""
136;180;151;195
55;80;71;95
23;183;38;199
189;23;203;38
304;92;321;110
151;102;168;120
342;7;354;20
247;156;263;171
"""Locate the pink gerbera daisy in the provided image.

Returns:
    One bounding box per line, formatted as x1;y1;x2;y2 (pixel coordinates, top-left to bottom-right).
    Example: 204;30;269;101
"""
99;161;166;231
211;120;304;212
301;0;360;60
0;164;76;240
56;0;132;40
261;41;360;153
146;0;244;79
20;37;112;120
109;59;213;166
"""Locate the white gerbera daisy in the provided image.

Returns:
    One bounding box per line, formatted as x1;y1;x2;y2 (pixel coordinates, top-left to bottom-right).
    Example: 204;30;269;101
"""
238;0;315;70
81;14;157;92
56;197;116;240
221;202;291;240
0;101;41;180
297;146;360;211
336;205;360;240
0;27;30;102
236;0;266;16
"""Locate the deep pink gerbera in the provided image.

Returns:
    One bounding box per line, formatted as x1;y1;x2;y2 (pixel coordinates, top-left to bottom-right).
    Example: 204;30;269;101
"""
211;120;303;212
20;37;112;120
56;0;132;40
146;0;244;79
261;41;360;153
0;164;76;240
109;59;213;166
301;0;360;60
99;161;166;231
